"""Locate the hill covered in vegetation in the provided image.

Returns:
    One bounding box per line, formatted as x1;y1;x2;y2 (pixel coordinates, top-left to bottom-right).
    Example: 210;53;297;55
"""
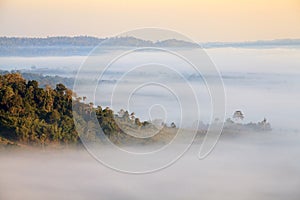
0;36;299;56
0;36;198;56
0;73;272;149
0;73;177;149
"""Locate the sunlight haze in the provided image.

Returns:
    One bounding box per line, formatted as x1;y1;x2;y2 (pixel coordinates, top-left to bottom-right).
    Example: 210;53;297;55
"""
0;0;299;41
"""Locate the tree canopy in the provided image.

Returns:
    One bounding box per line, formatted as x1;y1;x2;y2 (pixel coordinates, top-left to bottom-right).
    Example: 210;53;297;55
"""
0;73;176;148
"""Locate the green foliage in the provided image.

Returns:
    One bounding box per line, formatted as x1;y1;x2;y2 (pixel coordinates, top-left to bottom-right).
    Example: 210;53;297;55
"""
0;73;78;146
0;73;165;147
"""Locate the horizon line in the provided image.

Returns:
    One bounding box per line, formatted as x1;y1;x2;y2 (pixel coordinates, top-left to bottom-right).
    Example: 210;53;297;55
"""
0;35;300;44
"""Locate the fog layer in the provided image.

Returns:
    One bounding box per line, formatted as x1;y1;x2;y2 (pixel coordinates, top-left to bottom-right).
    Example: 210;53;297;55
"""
0;131;299;200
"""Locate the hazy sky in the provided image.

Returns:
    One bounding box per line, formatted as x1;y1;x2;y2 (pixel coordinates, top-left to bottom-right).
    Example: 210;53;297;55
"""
0;0;299;42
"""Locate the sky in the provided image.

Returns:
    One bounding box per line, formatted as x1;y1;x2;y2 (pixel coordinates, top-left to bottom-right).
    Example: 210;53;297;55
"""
0;0;299;42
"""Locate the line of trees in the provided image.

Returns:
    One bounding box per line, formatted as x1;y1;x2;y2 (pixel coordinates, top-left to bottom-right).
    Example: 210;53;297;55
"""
0;73;176;147
0;73;78;145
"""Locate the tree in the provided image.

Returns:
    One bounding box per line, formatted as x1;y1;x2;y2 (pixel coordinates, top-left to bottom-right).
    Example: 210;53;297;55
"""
170;122;176;128
135;118;141;126
233;110;244;121
130;112;135;120
0;73;160;147
258;118;271;130
118;109;125;118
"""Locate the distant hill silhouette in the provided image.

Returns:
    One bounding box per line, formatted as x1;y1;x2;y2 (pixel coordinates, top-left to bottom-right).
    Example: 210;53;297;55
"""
0;36;198;56
0;36;299;56
0;36;197;47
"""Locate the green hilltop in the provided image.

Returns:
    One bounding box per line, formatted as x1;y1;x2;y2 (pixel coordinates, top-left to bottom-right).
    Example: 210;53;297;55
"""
0;73;177;149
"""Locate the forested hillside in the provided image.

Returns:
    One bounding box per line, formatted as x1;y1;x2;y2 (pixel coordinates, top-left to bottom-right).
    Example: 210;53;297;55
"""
0;73;176;148
0;73;78;146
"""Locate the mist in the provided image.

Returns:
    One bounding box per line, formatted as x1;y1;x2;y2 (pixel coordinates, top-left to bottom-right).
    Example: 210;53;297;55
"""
1;47;300;199
1;48;300;129
1;130;300;200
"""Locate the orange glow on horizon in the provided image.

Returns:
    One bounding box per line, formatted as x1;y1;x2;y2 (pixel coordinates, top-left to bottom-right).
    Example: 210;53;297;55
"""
0;0;299;41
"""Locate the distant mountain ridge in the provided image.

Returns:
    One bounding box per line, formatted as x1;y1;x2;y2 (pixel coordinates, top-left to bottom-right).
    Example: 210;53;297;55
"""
2;36;299;47
203;38;300;48
0;36;198;56
0;36;104;47
0;36;197;47
0;36;299;56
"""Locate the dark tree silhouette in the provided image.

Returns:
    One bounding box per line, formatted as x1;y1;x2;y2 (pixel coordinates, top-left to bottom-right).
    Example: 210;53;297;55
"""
233;110;244;121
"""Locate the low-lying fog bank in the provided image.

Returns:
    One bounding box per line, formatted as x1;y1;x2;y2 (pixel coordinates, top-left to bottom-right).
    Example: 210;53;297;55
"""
0;130;299;200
